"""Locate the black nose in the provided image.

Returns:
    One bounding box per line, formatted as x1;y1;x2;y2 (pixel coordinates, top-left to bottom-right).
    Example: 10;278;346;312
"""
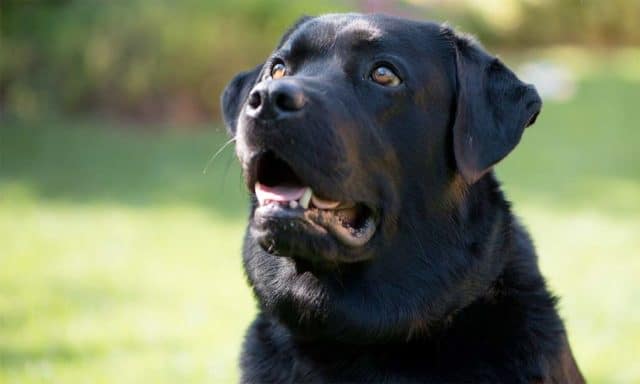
246;80;306;120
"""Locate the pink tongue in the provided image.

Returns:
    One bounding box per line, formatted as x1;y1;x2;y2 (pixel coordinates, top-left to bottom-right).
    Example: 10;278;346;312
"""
255;182;306;205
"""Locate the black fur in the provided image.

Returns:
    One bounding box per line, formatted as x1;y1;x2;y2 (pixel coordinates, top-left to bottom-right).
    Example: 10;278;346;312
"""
222;13;583;383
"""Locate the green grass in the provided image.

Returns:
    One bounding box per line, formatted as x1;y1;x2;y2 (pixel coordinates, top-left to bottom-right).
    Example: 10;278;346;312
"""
1;50;639;383
0;122;253;383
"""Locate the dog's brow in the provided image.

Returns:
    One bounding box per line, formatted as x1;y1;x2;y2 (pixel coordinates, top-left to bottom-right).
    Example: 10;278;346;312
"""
284;33;332;59
348;33;383;50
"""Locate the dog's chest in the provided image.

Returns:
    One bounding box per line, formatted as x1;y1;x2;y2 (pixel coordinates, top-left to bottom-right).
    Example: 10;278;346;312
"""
243;324;464;383
241;318;560;384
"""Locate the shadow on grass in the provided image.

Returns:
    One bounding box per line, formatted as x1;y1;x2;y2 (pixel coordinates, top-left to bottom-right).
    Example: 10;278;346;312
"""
1;74;639;218
1;120;248;218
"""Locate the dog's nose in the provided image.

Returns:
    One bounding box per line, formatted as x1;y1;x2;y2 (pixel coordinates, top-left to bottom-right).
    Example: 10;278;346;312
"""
246;80;306;120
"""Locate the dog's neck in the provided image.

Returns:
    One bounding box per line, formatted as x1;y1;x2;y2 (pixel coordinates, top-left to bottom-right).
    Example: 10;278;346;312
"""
403;171;555;341
399;172;561;343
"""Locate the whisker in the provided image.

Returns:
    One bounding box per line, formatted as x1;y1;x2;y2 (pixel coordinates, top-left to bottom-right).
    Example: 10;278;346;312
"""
203;136;236;174
219;151;236;195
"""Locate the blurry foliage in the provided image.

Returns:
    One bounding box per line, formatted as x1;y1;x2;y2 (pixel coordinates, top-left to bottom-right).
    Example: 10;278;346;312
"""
1;0;639;124
413;0;640;47
492;0;640;46
0;0;348;123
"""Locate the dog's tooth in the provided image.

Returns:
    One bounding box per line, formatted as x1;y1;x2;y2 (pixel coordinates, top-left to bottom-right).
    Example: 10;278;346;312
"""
289;200;298;209
299;187;312;209
310;194;341;209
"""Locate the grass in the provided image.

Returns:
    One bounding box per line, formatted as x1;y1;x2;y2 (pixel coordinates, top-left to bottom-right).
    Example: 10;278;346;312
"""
0;123;253;383
1;49;639;383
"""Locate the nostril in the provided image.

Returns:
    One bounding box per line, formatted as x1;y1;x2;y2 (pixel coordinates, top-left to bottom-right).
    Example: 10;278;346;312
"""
247;90;262;109
274;87;305;112
247;81;304;119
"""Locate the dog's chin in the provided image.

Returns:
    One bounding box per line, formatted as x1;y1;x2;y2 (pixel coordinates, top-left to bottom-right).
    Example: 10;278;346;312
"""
250;202;377;264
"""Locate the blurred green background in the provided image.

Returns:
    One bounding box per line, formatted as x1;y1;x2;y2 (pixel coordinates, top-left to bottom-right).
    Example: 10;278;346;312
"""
1;0;639;383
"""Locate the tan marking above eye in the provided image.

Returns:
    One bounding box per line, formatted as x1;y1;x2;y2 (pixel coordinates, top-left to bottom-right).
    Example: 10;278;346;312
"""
271;63;286;80
371;65;401;87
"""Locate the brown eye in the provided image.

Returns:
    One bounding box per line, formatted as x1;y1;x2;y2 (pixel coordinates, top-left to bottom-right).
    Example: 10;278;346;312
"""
271;62;286;80
370;65;401;86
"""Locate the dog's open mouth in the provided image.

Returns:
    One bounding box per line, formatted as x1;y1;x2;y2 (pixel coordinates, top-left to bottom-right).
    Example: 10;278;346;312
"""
252;151;377;247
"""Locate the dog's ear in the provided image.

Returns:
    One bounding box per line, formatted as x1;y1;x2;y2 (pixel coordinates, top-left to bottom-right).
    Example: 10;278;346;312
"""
451;34;541;184
221;64;262;135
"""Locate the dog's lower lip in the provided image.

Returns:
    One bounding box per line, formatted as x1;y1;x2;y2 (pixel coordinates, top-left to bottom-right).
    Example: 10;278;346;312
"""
303;205;377;247
253;193;377;247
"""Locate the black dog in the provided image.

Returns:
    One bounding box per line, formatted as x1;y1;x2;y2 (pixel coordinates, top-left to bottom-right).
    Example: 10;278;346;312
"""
222;13;583;383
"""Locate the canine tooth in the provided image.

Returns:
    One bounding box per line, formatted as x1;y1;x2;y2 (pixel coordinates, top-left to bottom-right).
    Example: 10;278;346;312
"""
299;187;312;209
289;200;298;209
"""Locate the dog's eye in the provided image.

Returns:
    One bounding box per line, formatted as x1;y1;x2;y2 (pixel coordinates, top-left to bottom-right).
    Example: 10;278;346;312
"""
271;63;287;80
370;65;401;87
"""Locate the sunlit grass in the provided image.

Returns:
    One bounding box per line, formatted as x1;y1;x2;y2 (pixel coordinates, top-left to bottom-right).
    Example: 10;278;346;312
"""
514;206;640;384
1;50;639;383
1;123;254;383
0;192;253;383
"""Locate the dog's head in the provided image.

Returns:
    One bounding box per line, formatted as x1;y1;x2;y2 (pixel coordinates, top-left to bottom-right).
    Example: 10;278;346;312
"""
222;14;541;341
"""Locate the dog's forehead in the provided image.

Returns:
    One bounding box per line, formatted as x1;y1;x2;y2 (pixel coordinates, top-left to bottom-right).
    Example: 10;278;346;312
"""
322;15;384;43
278;14;440;56
278;13;450;63
277;15;378;54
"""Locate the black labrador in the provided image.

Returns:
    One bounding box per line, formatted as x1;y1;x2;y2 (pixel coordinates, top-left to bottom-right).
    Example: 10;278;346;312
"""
222;13;584;383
